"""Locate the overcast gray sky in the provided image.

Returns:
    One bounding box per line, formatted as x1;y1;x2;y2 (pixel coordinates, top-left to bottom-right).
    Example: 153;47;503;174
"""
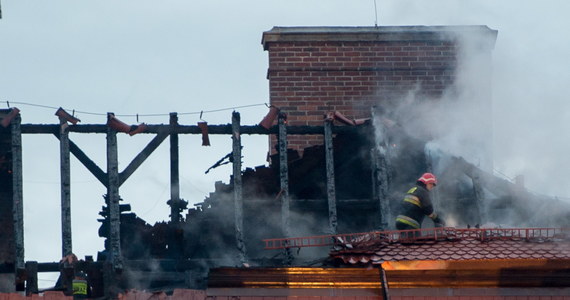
1;0;570;286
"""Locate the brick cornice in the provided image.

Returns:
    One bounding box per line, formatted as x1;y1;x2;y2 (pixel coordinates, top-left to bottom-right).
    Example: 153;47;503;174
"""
262;26;497;50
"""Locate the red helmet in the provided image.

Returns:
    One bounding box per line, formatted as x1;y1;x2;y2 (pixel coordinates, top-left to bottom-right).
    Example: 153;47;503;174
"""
418;173;437;186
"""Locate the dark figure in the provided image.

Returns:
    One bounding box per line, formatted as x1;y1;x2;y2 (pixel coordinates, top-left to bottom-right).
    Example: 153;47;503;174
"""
395;173;445;230
54;254;91;299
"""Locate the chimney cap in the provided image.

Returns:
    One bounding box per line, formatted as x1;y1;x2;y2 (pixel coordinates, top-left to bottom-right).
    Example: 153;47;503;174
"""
262;25;497;50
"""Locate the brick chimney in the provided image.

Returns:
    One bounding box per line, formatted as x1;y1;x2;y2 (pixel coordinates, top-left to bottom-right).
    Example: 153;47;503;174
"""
262;26;497;165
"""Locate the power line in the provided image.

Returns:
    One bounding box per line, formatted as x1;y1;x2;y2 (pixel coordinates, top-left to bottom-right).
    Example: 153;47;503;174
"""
2;100;268;118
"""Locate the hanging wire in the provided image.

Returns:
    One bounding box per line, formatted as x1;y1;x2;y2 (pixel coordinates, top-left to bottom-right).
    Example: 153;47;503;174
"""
1;100;267;118
178;103;266;116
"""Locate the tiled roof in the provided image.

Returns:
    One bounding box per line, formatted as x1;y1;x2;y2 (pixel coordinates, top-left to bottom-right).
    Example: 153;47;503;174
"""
329;227;570;265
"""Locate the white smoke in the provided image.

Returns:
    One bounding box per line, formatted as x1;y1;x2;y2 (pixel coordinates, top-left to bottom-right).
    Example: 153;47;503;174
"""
402;30;496;171
370;28;568;228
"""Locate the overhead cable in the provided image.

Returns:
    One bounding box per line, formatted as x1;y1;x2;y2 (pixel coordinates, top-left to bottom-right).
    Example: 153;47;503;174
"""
2;100;267;118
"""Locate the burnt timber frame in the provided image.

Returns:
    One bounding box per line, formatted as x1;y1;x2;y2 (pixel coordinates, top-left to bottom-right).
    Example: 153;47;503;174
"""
57;117;72;258
3;110;384;294
371;107;391;230
232;112;247;264
277;113;293;264
324;117;338;235
10;115;25;275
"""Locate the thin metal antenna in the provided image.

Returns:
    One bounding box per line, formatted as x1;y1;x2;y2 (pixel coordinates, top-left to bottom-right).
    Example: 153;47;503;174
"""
373;0;379;27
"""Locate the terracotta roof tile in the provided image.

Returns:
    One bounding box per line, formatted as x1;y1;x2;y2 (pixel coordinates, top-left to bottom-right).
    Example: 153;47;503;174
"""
330;227;570;265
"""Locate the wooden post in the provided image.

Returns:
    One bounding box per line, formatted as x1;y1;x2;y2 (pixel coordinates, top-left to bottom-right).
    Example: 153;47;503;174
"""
59;118;72;257
324;118;337;234
102;262;118;298
231;112;247;263
371;107;390;230
24;261;38;295
11;112;24;272
106;113;122;270
471;173;485;225
278;113;293;263
169;112;182;224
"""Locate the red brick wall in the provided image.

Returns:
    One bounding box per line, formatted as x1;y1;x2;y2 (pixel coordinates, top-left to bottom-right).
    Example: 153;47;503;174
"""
262;26;496;155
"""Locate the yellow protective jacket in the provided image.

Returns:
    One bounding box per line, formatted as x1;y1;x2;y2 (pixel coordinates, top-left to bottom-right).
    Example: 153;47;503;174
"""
395;182;438;229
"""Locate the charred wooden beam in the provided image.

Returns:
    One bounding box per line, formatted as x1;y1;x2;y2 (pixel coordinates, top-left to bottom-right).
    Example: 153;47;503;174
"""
57;126;172;189
21;123;363;135
232;112;247;263
106;114;122;270
53;133;107;187
371;107;391;230
24;261;38;296
167;113;185;224
324;118;338;234
278;113;293;264
10;113;25;271
471;172;486;225
169;113;180;223
102;262;118;298
376;156;391;229
70;138;107;187
118;130;169;187
58;119;73;257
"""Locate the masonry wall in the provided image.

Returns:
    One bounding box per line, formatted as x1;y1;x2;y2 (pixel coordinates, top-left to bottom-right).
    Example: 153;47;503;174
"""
262;26;496;157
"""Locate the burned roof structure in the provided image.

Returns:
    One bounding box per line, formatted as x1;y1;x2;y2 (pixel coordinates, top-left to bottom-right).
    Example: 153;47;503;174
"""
1;26;570;299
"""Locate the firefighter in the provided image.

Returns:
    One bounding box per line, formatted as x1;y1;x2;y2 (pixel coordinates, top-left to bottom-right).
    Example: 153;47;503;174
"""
72;269;89;299
54;253;91;298
395;172;445;230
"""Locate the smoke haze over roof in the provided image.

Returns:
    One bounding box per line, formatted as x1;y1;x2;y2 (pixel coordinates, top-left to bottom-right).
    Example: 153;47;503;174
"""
0;0;569;287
